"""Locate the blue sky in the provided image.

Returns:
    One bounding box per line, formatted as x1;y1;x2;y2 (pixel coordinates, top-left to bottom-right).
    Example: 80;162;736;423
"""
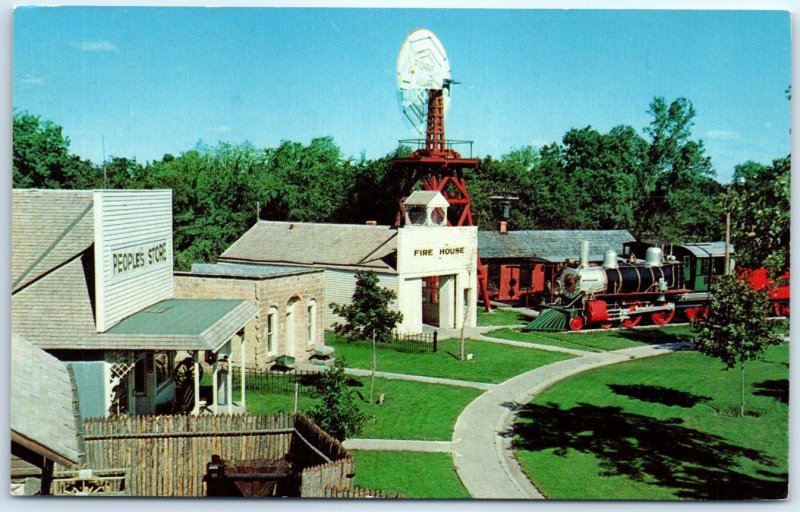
13;7;791;183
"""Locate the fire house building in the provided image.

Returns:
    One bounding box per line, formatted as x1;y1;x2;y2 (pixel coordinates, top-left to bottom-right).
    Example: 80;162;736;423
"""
218;192;478;334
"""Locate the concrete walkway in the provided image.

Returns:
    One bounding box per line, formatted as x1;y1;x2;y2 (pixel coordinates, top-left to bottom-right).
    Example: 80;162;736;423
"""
343;439;455;453
475;332;596;357
294;363;495;391
451;341;693;499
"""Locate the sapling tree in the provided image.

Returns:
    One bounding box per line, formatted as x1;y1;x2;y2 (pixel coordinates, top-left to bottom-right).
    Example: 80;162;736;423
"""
309;359;366;441
693;274;783;417
330;270;403;343
331;270;403;402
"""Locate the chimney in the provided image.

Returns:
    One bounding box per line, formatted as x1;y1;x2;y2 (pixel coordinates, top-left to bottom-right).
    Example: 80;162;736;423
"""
365;220;377;226
499;221;508;234
580;241;590;268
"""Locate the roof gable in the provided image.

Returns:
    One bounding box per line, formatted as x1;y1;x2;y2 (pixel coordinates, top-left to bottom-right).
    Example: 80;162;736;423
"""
11;333;82;467
221;221;399;271
12;190;95;293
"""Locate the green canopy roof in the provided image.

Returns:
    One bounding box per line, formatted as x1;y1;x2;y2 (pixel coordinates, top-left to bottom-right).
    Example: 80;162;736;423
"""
105;298;259;352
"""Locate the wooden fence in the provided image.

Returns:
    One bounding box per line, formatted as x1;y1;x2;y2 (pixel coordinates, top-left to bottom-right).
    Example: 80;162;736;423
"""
301;459;354;498
323;486;403;498
74;413;299;496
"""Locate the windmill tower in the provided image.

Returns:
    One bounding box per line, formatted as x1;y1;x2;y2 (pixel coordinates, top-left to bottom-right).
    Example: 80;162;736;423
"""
393;29;491;310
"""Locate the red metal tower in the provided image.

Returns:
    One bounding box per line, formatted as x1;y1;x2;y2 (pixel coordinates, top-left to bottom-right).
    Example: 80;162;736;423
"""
393;88;492;310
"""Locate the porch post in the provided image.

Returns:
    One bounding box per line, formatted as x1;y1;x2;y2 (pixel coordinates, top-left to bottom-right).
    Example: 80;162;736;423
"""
240;332;246;410
192;352;201;415
227;354;233;415
212;358;219;415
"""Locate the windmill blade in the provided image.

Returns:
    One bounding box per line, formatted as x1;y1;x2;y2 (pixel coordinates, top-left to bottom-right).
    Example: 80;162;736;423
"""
396;29;452;134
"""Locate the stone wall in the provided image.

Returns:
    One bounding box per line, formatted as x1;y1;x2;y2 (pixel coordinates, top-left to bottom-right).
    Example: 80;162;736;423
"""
174;270;325;368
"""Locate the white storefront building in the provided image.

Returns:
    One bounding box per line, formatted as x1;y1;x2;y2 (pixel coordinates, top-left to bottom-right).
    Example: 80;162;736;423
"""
219;192;477;334
12;189;258;418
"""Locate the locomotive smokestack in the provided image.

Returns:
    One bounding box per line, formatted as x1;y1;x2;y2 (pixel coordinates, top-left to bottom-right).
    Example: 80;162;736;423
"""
580;241;590;268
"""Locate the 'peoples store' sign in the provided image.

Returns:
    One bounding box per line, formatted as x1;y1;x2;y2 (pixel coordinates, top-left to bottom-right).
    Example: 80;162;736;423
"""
112;240;169;276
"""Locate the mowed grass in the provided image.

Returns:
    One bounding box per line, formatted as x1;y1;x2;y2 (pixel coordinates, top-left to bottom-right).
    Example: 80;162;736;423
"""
350;450;469;499
477;308;529;326
512;343;789;500
243;376;480;441
327;333;572;383
487;325;696;352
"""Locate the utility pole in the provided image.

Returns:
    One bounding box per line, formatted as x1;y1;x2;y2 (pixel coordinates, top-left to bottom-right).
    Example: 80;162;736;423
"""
724;211;731;275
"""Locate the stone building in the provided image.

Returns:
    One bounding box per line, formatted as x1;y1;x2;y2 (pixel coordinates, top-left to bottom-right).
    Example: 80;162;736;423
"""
174;263;325;368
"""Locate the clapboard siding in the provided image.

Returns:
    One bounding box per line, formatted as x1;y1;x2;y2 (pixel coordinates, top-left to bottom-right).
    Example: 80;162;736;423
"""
94;190;175;331
322;270;398;330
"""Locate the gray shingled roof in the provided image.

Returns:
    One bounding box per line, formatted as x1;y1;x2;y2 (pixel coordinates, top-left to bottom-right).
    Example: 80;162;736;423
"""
188;262;321;278
478;230;636;262
11;333;82;467
220;220;399;272
12;189;95;293
11;191;259;352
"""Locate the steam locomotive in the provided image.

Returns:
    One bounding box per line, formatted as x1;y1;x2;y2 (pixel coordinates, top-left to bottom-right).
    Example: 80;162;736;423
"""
528;240;789;331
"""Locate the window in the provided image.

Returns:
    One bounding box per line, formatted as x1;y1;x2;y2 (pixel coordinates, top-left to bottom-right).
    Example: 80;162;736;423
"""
307;300;317;345
267;307;278;356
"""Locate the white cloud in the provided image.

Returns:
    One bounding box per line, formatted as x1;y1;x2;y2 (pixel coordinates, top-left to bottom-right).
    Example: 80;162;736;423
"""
19;73;44;85
69;40;119;53
705;130;741;141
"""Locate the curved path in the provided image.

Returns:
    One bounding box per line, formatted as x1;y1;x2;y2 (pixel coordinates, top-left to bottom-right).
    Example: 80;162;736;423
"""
451;341;693;499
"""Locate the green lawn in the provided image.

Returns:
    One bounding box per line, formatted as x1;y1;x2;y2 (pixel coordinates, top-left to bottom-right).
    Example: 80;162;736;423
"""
243;377;480;440
487;325;696;352
350;450;469;498
327;333;572;383
512;343;789;500
477;308;530;326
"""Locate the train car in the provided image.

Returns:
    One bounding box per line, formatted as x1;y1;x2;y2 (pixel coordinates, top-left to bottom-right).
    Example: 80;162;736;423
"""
528;241;689;331
527;240;789;332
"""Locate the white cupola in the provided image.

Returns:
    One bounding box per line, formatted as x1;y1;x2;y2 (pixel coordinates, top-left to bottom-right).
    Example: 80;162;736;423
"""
402;191;450;227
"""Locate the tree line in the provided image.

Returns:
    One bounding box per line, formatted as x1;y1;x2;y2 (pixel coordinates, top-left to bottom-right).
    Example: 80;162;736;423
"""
12;96;789;273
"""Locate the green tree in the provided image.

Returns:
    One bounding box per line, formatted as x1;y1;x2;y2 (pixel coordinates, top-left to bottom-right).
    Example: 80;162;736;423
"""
727;156;790;273
13;111;99;189
309;359;367;441
330;270;403;343
640;97;722;243
693;275;783;417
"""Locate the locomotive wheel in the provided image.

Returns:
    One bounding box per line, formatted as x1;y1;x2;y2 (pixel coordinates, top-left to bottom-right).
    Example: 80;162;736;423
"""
569;315;585;331
773;302;790;318
651;309;675;326
685;306;709;323
621;303;642;328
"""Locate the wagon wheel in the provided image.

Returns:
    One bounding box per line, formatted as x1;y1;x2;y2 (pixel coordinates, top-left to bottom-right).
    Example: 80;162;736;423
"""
173;357;203;389
651;308;675;326
569;315;585;331
621;303;642;328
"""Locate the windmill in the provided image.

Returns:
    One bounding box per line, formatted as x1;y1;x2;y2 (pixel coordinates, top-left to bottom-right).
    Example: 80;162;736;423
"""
393;29;492;310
